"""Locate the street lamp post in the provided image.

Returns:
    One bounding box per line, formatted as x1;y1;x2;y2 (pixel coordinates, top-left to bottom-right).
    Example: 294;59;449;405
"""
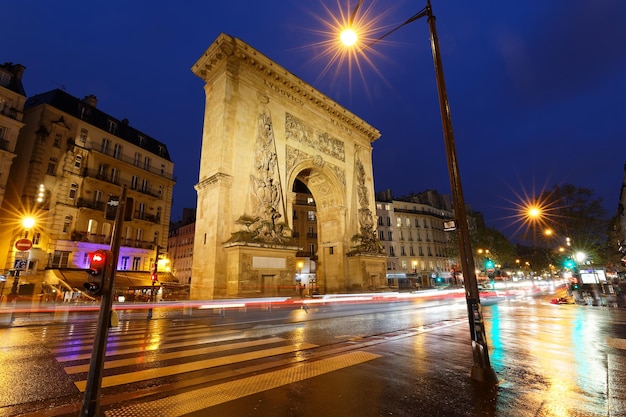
342;0;497;383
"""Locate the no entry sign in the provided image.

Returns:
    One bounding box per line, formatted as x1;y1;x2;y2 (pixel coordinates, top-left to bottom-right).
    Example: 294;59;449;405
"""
15;238;33;251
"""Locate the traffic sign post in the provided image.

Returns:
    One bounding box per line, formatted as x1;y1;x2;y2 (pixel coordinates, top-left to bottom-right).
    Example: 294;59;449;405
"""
15;239;32;251
81;186;126;417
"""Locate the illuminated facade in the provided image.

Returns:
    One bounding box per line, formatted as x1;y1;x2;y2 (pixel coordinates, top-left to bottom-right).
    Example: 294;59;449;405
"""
0;89;175;298
375;189;459;288
0;62;26;208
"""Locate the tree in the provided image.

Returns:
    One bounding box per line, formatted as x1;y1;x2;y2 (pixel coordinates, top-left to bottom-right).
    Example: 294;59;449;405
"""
539;184;609;266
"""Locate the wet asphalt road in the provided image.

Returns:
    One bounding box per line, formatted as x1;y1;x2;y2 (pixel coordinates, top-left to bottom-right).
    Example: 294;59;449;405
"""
0;289;624;417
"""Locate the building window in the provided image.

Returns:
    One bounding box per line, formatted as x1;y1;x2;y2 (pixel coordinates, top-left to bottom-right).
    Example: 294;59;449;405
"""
121;256;129;270
136;228;144;242
51;251;70;268
138;136;145;147
108;120;117;134
307;211;316;221
132;257;141;270
379;230;384;240
389;246;395;256
415;218;420;227
32;232;41;245
113;143;123;159
79;128;88;143
410;246;415;256
94;189;103;203
69;183;78;199
62;216;72;233
88;219;98;235
110;167;119;184
138;202;146;219
400;246;406;256
396;217;402;227
388;231;393;240
47;158;57;175
141;179;148;192
74;154;82;168
144;156;151;171
131;175;138;190
0;71;11;86
53;133;62;147
134;152;141;167
101;138;110;154
386;217;391;226
309;243;315;255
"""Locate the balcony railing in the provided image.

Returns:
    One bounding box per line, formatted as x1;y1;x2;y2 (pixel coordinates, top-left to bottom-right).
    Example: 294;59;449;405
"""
0;105;23;121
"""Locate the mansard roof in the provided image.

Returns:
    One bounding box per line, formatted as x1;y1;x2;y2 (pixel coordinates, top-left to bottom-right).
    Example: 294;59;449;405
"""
25;88;172;161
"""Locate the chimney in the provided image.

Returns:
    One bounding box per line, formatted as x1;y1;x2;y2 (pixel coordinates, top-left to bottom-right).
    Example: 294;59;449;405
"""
12;64;25;81
83;94;98;107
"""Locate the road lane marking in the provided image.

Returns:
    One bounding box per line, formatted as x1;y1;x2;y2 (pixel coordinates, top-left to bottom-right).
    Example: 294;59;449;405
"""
51;326;230;355
608;354;626;416
104;351;381;417
55;329;241;360
64;337;286;374
74;343;318;391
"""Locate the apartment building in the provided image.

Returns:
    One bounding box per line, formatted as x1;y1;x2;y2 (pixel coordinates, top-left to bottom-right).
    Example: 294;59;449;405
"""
0;62;26;208
0;88;175;299
375;189;459;289
168;208;196;285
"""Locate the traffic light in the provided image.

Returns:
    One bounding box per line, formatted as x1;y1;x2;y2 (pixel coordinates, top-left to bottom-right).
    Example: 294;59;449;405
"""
485;258;495;270
563;258;575;270
83;250;111;296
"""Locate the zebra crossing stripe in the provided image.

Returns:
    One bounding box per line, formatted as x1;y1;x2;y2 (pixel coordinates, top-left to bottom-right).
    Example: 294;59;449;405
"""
608;354;626;416
64;337;287;374
55;329;241;360
104;351;381;417
74;343;318;391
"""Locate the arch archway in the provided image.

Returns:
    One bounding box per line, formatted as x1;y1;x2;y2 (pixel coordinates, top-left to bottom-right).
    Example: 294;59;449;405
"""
190;34;386;299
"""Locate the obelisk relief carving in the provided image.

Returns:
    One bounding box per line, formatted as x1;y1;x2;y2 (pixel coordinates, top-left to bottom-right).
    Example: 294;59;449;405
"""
228;95;293;246
350;157;384;255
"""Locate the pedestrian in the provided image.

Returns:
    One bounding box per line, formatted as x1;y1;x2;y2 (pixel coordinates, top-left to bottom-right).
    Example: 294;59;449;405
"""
299;283;308;312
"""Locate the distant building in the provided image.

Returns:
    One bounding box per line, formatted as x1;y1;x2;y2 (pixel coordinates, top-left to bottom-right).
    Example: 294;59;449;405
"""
291;179;317;292
0;62;27;208
375;189;459;289
0;88;175;300
168;208;196;285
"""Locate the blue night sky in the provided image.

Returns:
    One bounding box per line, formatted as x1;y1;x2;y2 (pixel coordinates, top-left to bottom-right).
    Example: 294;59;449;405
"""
5;0;625;238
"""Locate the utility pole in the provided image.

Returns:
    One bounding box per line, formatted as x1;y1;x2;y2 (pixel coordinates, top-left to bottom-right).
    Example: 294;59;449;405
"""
80;185;126;416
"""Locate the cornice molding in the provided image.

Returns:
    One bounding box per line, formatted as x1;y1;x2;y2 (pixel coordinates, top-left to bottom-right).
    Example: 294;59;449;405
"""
192;33;381;143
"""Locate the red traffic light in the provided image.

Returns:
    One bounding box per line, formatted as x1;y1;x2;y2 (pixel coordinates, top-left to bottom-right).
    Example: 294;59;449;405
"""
90;251;107;266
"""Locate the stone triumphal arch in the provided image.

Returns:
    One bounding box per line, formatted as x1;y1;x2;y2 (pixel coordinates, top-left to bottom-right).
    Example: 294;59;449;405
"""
190;33;386;299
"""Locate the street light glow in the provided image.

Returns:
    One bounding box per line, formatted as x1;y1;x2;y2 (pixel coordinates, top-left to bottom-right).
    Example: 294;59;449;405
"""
326;0;497;383
22;217;36;229
340;28;358;46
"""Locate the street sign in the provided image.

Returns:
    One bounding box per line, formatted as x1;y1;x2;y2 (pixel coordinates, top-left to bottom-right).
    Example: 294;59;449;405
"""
15;238;33;251
15;251;28;260
14;259;27;270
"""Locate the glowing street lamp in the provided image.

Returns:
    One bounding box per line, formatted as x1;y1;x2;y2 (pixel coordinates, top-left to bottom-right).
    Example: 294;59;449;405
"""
338;0;496;383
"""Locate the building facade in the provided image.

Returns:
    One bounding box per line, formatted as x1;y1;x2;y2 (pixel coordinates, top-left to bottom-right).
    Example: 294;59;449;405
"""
375;189;459;289
0;62;26;208
168;208;196;285
0;88;175;300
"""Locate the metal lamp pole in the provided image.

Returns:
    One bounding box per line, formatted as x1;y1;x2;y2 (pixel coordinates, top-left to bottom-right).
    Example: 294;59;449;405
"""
348;0;497;383
423;0;497;384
